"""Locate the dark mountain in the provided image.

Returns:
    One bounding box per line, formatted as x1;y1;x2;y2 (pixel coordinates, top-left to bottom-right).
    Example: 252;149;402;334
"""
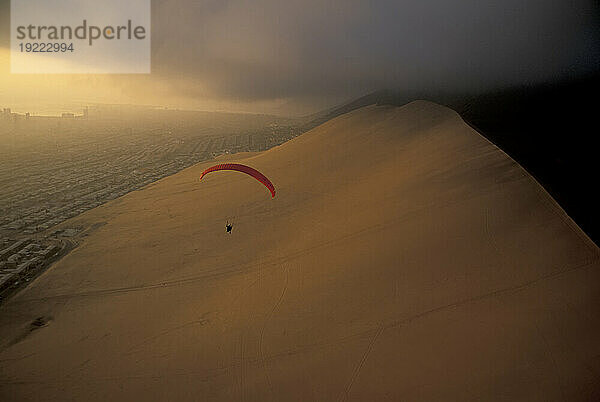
306;74;600;245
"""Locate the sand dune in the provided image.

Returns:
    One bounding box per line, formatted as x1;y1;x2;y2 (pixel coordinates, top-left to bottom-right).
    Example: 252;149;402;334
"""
1;101;599;401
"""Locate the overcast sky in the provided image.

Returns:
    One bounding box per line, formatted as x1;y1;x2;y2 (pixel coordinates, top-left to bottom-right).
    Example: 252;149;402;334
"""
1;0;599;115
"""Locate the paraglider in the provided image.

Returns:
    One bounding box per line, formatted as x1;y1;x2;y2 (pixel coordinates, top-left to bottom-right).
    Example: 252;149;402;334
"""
199;163;276;198
199;163;275;235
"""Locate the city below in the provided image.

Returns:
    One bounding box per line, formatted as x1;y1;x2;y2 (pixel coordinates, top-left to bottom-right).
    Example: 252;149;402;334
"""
0;105;303;302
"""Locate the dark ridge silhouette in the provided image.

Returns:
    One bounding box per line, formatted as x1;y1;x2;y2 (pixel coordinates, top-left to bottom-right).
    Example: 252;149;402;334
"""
305;74;600;245
447;74;600;246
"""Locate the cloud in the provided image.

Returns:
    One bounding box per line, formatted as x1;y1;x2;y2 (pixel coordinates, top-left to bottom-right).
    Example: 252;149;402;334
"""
1;0;599;114
145;0;599;113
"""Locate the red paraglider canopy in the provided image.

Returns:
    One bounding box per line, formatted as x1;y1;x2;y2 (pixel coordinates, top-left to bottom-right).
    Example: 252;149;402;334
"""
199;163;276;198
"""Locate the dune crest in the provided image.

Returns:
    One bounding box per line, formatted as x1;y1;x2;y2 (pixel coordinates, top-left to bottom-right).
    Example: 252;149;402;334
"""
1;101;598;401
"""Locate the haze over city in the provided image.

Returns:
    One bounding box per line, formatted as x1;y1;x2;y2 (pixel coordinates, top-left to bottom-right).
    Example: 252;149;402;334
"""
1;0;598;115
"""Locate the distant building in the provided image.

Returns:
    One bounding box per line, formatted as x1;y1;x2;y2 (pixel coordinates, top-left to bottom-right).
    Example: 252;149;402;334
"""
0;239;31;260
41;245;58;258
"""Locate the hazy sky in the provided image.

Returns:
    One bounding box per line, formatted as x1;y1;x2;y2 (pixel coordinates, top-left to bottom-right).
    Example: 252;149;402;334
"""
1;0;599;115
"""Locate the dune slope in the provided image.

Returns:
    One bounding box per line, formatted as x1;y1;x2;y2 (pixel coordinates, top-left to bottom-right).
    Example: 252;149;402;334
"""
1;101;599;401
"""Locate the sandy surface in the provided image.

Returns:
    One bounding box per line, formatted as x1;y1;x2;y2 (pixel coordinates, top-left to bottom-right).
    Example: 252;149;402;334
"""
1;101;598;401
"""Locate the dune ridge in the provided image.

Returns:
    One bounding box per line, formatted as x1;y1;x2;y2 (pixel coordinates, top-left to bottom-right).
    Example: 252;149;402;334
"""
0;101;599;401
